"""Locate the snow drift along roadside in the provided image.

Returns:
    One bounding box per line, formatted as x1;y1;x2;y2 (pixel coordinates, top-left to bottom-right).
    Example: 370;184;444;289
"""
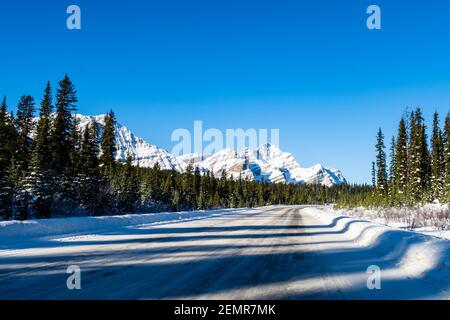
302;206;450;278
0;208;250;247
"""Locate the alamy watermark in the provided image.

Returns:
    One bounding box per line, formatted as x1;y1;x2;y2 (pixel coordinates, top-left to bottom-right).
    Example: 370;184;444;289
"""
64;5;381;32
367;5;381;30
67;5;81;30
66;265;81;290
171;121;280;156
366;265;382;290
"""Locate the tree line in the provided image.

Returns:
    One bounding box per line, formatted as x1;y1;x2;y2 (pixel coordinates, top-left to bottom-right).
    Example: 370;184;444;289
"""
1;75;359;220
337;108;450;208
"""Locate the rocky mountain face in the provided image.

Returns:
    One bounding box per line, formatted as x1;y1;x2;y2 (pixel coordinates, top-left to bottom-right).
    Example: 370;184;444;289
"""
76;114;347;186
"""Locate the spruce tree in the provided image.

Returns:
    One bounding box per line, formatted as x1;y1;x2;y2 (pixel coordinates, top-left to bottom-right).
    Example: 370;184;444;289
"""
444;113;450;201
181;164;195;209
117;154;139;213
409;108;431;202
430;112;444;201
14;95;35;220
375;128;388;194
30;83;55;218
15;95;35;173
50;75;78;215
100;110;117;170
371;161;376;187
51;75;78;174
0;97;11;171
79;123;100;215
395;117;408;197
389;136;397;196
0;98;17;220
32;82;53;169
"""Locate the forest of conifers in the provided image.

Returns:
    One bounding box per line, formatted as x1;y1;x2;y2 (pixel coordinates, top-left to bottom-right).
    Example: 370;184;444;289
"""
1;75;447;221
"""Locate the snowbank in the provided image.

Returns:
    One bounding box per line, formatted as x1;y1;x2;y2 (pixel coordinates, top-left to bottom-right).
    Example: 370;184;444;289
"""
333;204;450;240
303;206;450;279
0;208;249;247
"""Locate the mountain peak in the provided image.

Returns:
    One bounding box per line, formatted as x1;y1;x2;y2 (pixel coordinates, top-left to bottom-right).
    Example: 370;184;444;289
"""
75;114;346;186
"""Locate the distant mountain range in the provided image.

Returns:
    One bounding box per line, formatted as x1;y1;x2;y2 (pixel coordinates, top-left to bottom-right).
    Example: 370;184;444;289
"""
76;114;347;187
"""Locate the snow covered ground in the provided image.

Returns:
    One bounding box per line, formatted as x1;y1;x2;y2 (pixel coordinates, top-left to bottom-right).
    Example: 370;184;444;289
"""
0;208;250;249
329;204;450;240
1;206;450;299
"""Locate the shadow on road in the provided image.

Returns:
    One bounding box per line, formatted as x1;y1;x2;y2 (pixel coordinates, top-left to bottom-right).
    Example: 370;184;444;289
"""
0;208;449;300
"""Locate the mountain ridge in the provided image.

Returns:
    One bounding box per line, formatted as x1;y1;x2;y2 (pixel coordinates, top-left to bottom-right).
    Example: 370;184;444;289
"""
75;114;347;186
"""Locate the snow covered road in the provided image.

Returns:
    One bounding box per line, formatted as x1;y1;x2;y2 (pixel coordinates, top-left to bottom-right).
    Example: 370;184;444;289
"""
1;206;450;300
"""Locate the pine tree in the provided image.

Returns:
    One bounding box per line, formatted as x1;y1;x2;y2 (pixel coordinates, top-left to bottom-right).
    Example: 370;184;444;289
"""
13;95;35;220
117;154;139;213
444;113;450;201
51;75;78;174
181;164;195;209
30;83;55;218
172;190;180;212
371;161;376;187
375;128;388;194
15;95;35;173
395;117;408;197
79;123;100;214
388;136;398;203
389;136;397;188
197;175;207;210
218;171;229;207
430;112;444;201
0;97;17;220
409;108;431;202
0;97;11;171
32;82;53;170
49;75;79;216
100;110;117;170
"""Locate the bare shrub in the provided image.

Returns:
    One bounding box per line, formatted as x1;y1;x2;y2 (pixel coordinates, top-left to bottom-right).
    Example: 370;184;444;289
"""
352;205;450;231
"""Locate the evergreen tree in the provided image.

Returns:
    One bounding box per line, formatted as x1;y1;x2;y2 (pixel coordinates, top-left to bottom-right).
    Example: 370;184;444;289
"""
181;164;195;209
371;161;376;187
0;97;17;220
444;113;450;201
49;75;79;216
100;110;117;170
375;128;388;194
430;112;444;201
218;171;229;207
31;82;53;169
409;108;431;202
79;123;101;215
389;136;397;194
13;95;35;220
0;97;12;171
51;75;78;174
117;154;140;213
30;83;55;218
197;174;207;210
172;190;180;212
395;117;408;197
15;95;35;173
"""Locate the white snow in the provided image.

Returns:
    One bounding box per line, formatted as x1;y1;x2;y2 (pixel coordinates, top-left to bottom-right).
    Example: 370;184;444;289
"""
74;114;347;186
302;206;450;296
0;208;248;249
330;204;450;240
176;143;346;186
1;205;450;299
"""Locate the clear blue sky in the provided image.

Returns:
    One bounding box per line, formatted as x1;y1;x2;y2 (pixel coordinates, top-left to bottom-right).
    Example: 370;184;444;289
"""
1;0;450;183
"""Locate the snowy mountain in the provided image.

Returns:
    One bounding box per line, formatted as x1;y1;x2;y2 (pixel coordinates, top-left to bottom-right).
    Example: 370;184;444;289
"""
75;114;347;186
176;144;347;186
76;114;183;171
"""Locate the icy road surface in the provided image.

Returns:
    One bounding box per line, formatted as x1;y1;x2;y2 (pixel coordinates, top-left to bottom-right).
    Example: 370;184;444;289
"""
1;206;450;300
